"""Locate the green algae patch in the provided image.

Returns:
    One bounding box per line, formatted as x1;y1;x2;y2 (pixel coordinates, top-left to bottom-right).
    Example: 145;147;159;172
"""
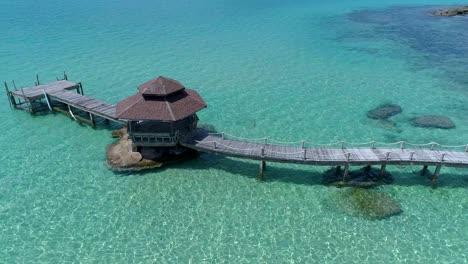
350;188;402;219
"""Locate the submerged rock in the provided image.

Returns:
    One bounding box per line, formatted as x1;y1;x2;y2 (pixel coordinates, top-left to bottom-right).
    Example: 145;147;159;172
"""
367;104;402;119
433;6;468;16
323;188;402;220
198;123;218;133
323;166;393;187
410;115;455;129
375;119;402;133
350;188;402;219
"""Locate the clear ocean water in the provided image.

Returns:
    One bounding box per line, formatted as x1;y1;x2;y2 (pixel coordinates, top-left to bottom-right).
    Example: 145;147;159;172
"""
1;0;468;263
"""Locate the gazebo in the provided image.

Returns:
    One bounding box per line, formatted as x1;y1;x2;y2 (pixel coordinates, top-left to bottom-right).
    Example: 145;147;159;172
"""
116;76;207;148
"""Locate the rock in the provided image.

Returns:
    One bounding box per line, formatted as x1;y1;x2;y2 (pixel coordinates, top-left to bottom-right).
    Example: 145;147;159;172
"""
367;104;402;119
433;6;468;16
323;166;393;187
106;129;198;171
106;131;144;168
410;115;455;129
350;188;402;219
198;123;218;133
111;127;127;138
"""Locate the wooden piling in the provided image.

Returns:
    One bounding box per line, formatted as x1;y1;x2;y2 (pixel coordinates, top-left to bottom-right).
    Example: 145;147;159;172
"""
335;166;341;174
422;165;428;176
89;113;95;127
342;164;350;182
379;164;387;179
258;160;265;180
4;81;13;108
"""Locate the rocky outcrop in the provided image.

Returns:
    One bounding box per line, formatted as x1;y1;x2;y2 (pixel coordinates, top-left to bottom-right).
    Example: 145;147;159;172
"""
106;128;199;171
367;104;402;119
410;115;455;129
433;6;468;16
106;128;163;170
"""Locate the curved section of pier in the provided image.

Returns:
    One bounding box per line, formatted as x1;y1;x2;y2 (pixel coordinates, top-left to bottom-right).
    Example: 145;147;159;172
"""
181;129;468;168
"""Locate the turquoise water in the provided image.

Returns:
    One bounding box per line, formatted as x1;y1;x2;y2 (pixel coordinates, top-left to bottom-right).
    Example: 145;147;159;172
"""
1;0;468;263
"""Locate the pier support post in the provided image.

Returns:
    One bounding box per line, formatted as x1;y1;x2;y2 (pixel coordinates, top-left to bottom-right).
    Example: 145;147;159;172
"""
258;160;266;180
4;81;13;108
342;164;350;182
78;83;84;95
335;166;341;174
89;113;95;127
421;165;428;176
379;164;387;179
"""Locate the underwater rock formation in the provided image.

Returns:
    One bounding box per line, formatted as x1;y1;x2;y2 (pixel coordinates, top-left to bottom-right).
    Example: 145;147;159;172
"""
410;115;455;129
350;188;402;219
433;6;468;16
198;123;218;133
323;166;393;187
367;104;402;119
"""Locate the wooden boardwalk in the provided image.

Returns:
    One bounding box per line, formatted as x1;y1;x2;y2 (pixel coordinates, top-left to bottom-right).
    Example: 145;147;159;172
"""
5;78;121;124
48;90;118;122
182;128;468;182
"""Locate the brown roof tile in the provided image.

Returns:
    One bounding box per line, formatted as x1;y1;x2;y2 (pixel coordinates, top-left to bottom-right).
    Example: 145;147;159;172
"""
116;88;207;121
137;76;185;96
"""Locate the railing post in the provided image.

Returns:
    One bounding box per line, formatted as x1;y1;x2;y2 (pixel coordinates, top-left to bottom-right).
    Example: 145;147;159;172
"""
409;151;415;161
341;141;345;149
386;152;390;161
213;141;217;149
400;141;404;150
221;132;225;140
301;140;305;149
261;147;265;157
371;141;375;149
440;153;446;162
303;149;307;160
264;138;268;145
431;143;435;150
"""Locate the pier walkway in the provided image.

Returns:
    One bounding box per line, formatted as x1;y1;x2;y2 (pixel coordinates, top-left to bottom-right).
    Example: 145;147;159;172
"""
182;128;468;182
5;78;121;125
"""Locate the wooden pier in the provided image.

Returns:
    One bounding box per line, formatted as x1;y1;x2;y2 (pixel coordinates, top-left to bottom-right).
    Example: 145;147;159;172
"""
182;129;468;184
5;75;122;125
5;75;468;186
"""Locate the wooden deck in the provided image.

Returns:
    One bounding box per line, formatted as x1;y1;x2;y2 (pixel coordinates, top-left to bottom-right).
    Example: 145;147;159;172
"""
6;79;121;124
182;129;468;181
10;80;80;101
48;90;118;122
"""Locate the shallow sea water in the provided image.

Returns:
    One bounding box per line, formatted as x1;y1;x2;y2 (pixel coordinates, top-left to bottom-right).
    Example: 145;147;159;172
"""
0;0;467;263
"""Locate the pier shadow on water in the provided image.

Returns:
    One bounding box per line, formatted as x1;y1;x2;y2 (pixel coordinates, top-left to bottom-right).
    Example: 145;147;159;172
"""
115;152;468;189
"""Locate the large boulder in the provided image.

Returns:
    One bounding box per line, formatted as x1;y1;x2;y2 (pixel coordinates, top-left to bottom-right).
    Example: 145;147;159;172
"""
433;6;468;16
410;115;455;129
323;188;402;220
367;104;402;119
350;188;402;219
